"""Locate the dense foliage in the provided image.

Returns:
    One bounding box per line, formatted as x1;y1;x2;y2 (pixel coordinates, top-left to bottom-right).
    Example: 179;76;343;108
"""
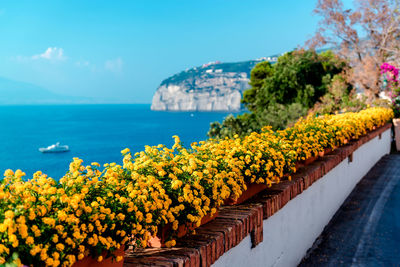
208;50;349;138
381;62;400;118
310;73;368;115
0;107;393;267
243;50;347;110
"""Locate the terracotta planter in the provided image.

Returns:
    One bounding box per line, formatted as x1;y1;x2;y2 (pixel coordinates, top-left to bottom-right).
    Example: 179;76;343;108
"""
303;155;318;165
72;246;125;267
393;118;400;151
224;182;267;206
294;161;303;171
324;147;333;155
148;211;219;247
318;147;334;158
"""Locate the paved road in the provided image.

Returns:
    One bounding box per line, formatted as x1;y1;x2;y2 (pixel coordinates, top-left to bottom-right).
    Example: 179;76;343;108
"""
300;154;400;267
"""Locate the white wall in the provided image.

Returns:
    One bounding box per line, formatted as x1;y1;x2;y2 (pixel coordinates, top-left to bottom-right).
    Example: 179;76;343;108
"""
212;128;391;267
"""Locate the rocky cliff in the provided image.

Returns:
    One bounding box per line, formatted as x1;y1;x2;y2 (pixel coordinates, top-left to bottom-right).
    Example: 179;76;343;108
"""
151;59;270;111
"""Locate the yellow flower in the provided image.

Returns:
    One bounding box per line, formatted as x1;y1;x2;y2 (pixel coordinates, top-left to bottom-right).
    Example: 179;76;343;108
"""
165;239;176;248
28;210;36;220
172;220;179;230
42;217;56;227
30;245;41;256
52;234;59;243
15;169;26;178
4;210;14;219
3;169;14;176
26;236;34;245
121;148;130;154
52;252;60;260
91;201;99;208
56;243;64;251
45;258;54;266
117;213;125;221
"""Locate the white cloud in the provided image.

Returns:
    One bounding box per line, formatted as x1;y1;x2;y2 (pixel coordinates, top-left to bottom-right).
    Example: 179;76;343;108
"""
32;47;66;61
76;60;98;72
76;60;90;67
104;57;123;73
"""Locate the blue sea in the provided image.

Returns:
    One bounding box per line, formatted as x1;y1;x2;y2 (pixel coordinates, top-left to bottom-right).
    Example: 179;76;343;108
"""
0;104;239;179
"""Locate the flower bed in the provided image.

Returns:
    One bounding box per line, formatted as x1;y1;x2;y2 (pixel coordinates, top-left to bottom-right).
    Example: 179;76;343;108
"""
0;107;393;266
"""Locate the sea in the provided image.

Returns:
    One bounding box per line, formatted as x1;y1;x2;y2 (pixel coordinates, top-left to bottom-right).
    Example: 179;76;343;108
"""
0;104;240;180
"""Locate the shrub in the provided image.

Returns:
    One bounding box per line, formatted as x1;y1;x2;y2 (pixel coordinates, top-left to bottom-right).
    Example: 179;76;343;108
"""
209;50;349;139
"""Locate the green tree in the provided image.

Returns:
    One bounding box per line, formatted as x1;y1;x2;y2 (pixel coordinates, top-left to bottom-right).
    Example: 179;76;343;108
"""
208;50;349;139
208;113;260;139
241;61;274;111
248;50;346;112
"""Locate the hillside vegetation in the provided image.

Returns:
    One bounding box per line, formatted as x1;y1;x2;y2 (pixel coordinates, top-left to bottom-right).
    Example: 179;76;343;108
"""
208;50;366;138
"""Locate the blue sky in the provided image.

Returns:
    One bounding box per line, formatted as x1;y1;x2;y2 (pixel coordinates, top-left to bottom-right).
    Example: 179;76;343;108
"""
0;0;327;103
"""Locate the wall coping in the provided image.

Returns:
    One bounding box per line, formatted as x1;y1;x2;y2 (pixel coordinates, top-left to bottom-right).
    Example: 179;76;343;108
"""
123;123;393;267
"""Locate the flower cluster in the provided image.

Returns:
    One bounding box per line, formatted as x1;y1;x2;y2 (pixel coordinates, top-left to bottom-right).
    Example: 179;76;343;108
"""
381;62;400;118
0;159;169;267
381;62;399;82
280;107;393;161
0;107;393;266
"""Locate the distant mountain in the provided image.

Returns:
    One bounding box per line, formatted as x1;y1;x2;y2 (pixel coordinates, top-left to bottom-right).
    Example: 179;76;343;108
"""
0;77;89;104
151;57;280;111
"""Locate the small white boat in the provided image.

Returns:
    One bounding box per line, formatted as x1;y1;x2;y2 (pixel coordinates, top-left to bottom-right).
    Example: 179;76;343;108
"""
39;142;69;153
